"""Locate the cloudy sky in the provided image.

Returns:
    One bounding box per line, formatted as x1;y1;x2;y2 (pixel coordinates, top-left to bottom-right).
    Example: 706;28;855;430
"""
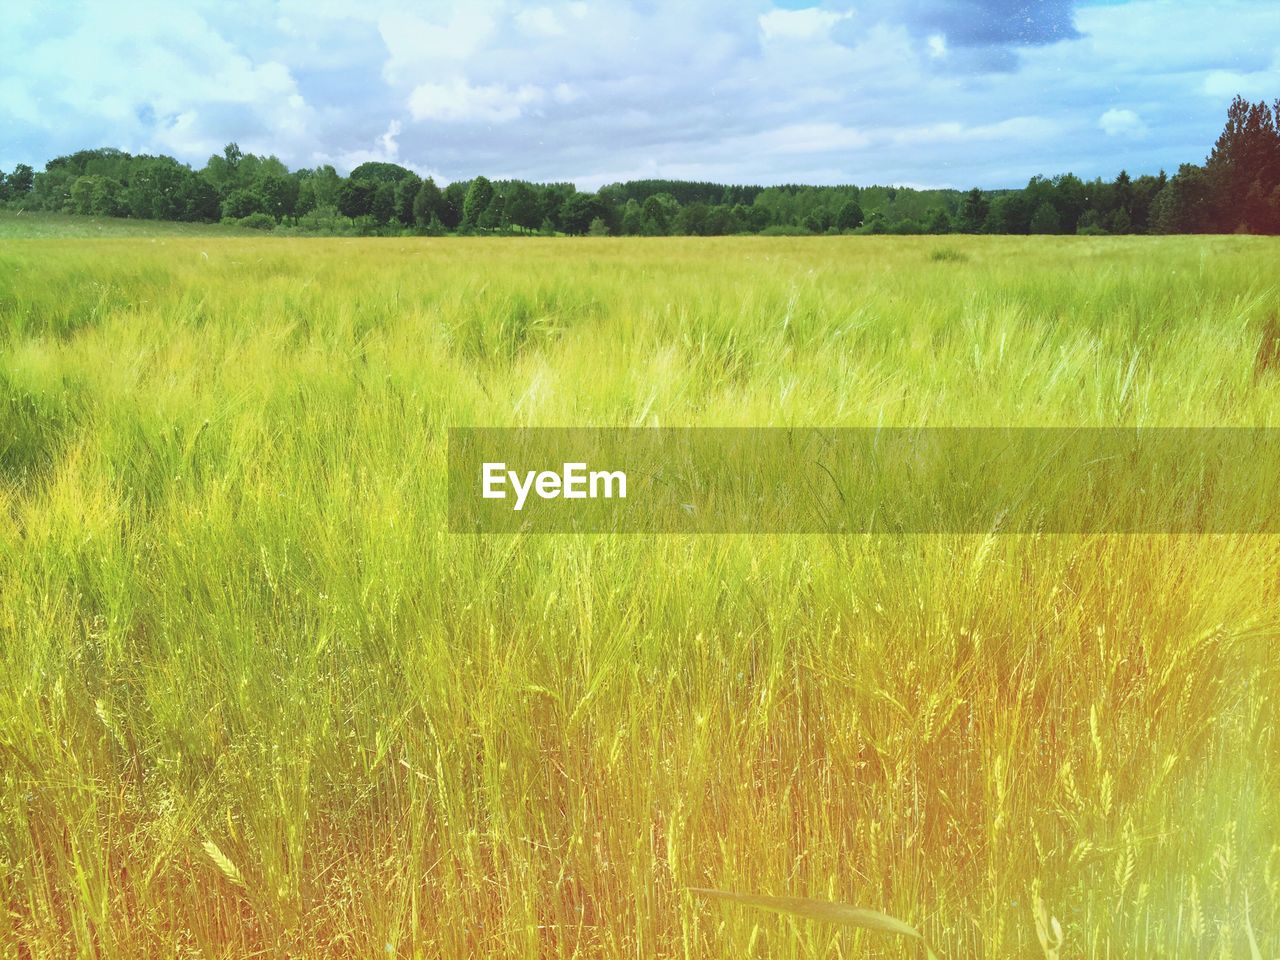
2;1;1277;189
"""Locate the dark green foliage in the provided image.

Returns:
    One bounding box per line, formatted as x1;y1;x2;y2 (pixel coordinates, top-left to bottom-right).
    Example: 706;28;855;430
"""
69;175;124;216
835;200;864;231
1029;201;1062;234
6;164;34;196
221;188;264;219
441;181;467;229
238;212;276;230
394;173;422;226
1205;95;1280;233
924;207;952;234
348;161;418;184
462;176;494;229
412;177;444;228
256;172;299;221
956;188;988;232
337;179;375;219
504;182;541;232
371;182;397;226
1151;164;1215;234
560;193;605;235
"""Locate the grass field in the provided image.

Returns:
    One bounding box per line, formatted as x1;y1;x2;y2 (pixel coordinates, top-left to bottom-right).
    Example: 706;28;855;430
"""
0;211;253;240
0;232;1278;959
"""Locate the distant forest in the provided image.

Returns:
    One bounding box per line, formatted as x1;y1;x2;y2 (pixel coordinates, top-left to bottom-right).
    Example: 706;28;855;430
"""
2;96;1277;237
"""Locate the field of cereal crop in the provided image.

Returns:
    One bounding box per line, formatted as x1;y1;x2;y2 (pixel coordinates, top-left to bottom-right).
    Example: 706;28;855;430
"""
1;233;1278;958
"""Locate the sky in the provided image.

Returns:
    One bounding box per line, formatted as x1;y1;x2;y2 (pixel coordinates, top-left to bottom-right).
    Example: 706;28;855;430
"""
2;0;1277;189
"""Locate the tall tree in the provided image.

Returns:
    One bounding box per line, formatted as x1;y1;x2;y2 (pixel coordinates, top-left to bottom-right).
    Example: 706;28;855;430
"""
560;193;604;235
412;177;444;227
337;179;376;219
462;176;494;229
1206;95;1280;233
956;188;988;233
394;172;422;225
6;163;34;197
371;182;397;226
504;182;541;232
835;200;863;231
1028;201;1061;234
441;181;467;229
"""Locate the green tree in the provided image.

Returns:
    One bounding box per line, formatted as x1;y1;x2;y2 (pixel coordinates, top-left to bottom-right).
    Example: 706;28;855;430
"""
348;161;417;184
1029;201;1061;234
621;199;644;235
337;179;376;219
1151;164;1214;234
641;195;671;235
560;193;604;235
478;190;503;231
924;207;952;234
1075;209;1107;235
90;177;123;217
412;177;444;228
371;182;397;226
1052;174;1087;234
310;166;342;208
70;176;98;215
124;156;211;221
7;163;34;196
675;202;710;236
221;188;264;219
181;176;221;221
394;172;422;225
983;193;1031;234
462;176;494;229
295;177;317;217
834;200;864;231
956;188;988;232
255;172;298;221
441;181;467;229
505;182;541;232
1206;96;1280;233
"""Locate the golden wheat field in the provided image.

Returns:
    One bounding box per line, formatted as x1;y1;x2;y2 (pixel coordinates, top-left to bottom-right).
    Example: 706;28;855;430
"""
1;233;1278;958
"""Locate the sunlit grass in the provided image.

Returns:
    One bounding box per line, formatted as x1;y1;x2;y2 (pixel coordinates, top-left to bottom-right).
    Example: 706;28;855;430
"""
0;234;1277;958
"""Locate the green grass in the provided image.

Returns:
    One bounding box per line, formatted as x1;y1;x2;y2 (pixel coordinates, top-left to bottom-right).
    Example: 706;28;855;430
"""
0;210;255;239
0;234;1277;959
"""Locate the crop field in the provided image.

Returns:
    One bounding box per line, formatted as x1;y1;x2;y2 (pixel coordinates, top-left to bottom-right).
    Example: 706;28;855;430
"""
0;233;1278;959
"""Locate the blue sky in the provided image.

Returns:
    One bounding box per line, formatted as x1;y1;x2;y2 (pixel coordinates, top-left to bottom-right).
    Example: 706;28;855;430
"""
2;1;1277;188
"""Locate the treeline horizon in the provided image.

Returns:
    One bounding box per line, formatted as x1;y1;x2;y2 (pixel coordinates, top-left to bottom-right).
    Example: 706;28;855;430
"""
1;96;1277;237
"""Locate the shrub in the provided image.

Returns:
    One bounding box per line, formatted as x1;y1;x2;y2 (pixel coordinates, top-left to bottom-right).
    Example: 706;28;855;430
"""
237;212;276;231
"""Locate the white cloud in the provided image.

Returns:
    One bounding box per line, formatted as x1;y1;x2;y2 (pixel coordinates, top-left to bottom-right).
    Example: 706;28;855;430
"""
1;0;1277;187
0;3;317;163
379;8;498;82
892;117;1060;145
1098;108;1147;138
1201;66;1280;101
319;118;414;172
759;7;851;42
745;123;872;155
378;119;402;157
516;7;566;37
409;79;546;123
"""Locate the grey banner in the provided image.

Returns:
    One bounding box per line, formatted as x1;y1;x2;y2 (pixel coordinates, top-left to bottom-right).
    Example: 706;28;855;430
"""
448;427;1280;533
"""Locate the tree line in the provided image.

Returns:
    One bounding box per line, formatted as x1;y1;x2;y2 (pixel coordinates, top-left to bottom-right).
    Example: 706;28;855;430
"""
2;96;1277;236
